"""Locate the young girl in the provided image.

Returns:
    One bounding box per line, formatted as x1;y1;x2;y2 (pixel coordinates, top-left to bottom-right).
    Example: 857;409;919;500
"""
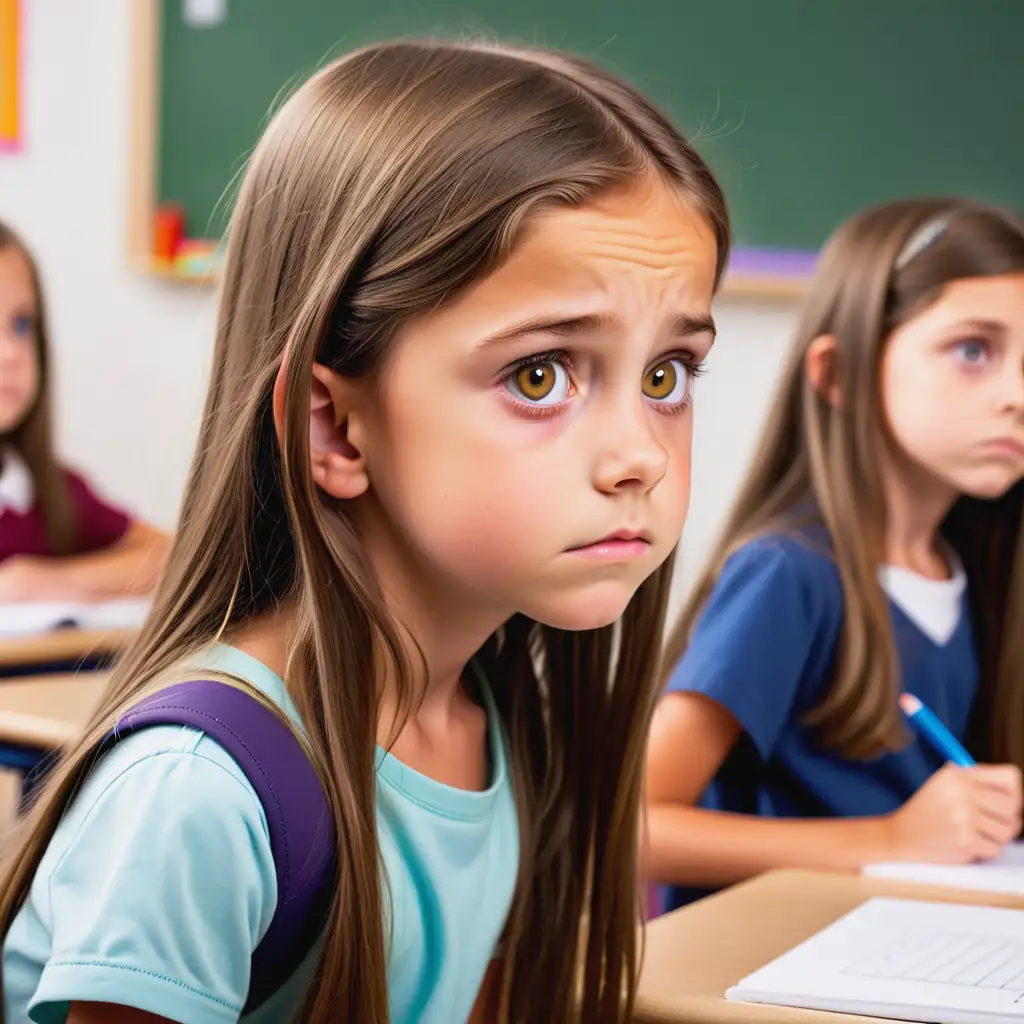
0;40;730;1023
0;222;168;602
645;197;1024;913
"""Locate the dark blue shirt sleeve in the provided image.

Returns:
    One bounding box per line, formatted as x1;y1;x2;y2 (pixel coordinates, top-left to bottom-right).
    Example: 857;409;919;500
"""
665;539;839;760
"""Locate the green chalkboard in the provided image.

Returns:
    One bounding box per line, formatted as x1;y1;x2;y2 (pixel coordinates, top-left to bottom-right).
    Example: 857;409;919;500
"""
158;0;1023;253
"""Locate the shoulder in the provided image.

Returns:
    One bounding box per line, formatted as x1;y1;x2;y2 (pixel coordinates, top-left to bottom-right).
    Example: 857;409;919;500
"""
715;530;842;610
61;466;123;509
56;723;272;858
59;465;131;547
40;724;277;946
669;529;844;683
665;531;844;752
729;528;836;572
17;727;281;1022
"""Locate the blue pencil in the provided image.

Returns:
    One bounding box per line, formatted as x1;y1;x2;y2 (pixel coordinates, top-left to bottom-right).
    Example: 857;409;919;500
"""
899;693;975;767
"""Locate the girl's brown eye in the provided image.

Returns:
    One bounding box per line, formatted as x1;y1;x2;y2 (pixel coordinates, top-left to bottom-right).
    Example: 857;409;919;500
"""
642;360;678;400
504;360;571;406
516;364;557;401
642;358;692;407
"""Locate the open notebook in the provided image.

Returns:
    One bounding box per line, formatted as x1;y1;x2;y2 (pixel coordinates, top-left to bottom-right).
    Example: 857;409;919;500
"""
0;600;150;638
727;898;1024;1023
864;844;1024;896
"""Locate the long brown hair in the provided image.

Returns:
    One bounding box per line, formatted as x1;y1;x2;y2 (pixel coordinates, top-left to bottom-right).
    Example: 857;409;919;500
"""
0;41;729;1022
662;198;1024;763
0;222;74;554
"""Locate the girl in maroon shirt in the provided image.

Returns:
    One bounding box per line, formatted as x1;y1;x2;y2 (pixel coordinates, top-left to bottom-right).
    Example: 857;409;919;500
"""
0;222;168;602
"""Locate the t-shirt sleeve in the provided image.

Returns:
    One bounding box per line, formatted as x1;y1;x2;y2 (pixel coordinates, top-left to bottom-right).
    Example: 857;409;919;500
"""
65;470;131;554
29;745;277;1024
664;539;839;760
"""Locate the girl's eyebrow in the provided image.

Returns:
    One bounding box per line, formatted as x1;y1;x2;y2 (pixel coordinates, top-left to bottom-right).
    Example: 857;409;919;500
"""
947;317;1006;334
672;312;718;342
476;310;716;349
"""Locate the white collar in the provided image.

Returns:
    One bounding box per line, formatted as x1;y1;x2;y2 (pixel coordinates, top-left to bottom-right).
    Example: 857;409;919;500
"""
878;549;966;646
0;448;35;514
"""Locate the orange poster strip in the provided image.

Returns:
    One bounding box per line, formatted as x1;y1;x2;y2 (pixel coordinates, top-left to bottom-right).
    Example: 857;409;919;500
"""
0;0;21;150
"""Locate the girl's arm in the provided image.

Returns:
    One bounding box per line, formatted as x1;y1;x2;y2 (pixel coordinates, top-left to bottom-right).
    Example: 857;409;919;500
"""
0;521;169;602
19;742;279;1021
644;693;897;888
645;692;1023;889
70;961;504;1023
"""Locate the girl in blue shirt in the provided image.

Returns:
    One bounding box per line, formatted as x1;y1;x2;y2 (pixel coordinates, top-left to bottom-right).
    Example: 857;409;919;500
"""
0;40;730;1024
646;198;1024;912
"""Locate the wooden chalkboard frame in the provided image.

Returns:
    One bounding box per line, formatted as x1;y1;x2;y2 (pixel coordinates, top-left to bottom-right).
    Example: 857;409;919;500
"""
127;0;810;299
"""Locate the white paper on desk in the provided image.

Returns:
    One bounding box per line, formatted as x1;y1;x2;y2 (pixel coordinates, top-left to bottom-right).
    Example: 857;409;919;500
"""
727;897;1024;1023
864;843;1024;895
0;600;150;638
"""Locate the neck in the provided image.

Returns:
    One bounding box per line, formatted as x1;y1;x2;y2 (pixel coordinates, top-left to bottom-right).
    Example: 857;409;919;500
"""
370;550;508;723
880;447;959;578
227;606;292;679
350;492;513;714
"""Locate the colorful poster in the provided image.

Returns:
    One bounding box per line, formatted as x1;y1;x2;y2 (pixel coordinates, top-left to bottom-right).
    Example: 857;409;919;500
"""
0;0;20;150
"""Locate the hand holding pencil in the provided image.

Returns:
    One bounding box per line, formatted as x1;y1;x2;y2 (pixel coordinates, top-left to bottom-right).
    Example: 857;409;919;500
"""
887;694;1023;863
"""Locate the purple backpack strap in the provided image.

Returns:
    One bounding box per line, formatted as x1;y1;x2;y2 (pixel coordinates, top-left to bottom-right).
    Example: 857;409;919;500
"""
104;680;335;1013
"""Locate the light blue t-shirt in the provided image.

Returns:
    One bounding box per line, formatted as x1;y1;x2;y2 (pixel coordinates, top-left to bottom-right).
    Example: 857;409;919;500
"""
3;645;519;1023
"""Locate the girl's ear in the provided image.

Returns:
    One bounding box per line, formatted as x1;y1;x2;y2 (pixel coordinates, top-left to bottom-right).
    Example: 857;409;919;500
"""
805;334;843;406
272;360;370;499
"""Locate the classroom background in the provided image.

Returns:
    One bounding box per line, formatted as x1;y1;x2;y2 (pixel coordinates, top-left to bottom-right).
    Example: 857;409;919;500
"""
0;2;761;628
1;4;1023;1023
0;0;1019;626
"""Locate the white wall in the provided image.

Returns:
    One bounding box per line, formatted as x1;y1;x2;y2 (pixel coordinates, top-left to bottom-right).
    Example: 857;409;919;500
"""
0;1;798;609
0;2;216;529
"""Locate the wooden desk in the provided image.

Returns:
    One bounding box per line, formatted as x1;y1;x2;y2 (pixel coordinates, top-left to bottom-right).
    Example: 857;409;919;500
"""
0;628;134;673
0;672;111;749
0;671;112;817
636;868;1024;1023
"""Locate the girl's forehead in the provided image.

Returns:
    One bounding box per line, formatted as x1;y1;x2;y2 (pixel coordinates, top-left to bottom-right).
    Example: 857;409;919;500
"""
901;273;1024;337
526;178;713;249
936;273;1024;315
0;247;37;304
496;180;718;293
